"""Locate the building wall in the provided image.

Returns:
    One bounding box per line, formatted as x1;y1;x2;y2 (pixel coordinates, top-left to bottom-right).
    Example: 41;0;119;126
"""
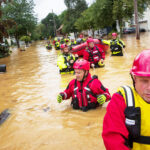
139;6;150;31
124;5;150;31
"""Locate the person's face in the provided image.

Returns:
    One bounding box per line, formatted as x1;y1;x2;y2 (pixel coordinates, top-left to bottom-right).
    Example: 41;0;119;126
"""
89;42;94;48
75;69;88;81
63;47;69;53
134;76;150;103
112;35;117;39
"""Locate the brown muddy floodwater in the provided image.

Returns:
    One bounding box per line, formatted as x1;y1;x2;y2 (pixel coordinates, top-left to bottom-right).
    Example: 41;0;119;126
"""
0;32;150;150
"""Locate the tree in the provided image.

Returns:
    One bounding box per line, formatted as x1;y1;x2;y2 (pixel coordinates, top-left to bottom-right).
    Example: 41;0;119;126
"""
63;0;88;34
41;13;60;38
0;0;15;57
58;10;67;25
3;0;37;48
75;4;96;32
20;35;31;46
0;0;15;42
31;23;46;40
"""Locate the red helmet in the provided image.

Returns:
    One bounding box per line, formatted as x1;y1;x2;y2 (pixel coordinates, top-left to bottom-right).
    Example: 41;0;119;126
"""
130;50;150;77
112;32;117;36
60;44;67;49
73;59;90;70
87;38;94;44
79;34;83;38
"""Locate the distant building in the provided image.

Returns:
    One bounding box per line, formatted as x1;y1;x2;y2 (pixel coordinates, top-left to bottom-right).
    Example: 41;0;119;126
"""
139;6;150;31
124;5;150;31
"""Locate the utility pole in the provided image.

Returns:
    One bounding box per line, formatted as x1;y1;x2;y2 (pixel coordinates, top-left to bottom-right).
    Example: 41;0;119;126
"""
52;9;57;37
134;0;140;39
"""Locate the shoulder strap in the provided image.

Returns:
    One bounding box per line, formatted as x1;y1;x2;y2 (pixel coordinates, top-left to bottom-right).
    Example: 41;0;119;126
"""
95;46;101;57
63;55;68;64
85;77;97;98
121;86;135;107
74;80;78;96
122;86;150;145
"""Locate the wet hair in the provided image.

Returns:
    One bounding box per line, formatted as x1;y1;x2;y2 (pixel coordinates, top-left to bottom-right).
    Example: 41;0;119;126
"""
130;73;135;88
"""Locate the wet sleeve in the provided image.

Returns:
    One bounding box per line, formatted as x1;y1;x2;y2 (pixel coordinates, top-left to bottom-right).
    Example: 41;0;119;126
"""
102;40;111;46
91;80;111;101
98;47;105;60
57;55;67;70
119;40;125;47
63;80;75;100
83;51;89;61
102;93;130;150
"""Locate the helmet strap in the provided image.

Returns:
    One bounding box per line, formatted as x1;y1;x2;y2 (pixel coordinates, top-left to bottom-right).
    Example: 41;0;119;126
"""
130;74;135;88
81;70;88;82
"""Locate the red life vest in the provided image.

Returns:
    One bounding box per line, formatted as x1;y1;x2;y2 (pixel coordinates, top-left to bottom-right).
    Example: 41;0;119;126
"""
86;46;102;63
72;76;98;111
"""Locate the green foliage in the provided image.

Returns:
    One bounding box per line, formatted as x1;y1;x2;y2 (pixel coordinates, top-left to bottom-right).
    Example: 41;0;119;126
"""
3;0;37;47
62;0;88;33
20;36;31;42
75;0;150;34
41;13;60;38
93;0;114;28
75;4;95;31
58;10;67;25
75;0;114;33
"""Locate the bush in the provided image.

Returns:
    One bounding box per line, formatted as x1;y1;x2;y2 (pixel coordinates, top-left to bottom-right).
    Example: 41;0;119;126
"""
20;36;31;46
0;42;11;58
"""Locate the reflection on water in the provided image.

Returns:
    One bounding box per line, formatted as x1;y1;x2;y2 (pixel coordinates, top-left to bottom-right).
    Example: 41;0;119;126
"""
0;33;150;149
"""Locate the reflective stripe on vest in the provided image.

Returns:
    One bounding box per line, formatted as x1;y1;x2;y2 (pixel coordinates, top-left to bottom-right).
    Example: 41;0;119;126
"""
121;86;134;107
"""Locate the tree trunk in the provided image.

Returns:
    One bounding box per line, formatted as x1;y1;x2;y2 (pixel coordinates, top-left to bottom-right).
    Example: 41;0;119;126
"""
92;29;94;38
134;0;140;39
15;35;20;48
119;19;123;38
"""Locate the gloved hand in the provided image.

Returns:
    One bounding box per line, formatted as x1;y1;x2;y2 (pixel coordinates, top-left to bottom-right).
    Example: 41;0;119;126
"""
57;94;64;103
97;94;106;105
91;63;95;68
98;59;105;67
70;59;74;64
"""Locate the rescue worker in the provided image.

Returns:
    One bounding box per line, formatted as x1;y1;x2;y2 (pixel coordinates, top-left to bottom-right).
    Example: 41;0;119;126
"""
102;50;150;150
57;59;111;111
45;41;52;50
53;37;58;45
102;32;125;56
64;37;70;45
60;37;65;44
55;41;60;50
57;44;77;74
70;39;77;46
83;38;105;68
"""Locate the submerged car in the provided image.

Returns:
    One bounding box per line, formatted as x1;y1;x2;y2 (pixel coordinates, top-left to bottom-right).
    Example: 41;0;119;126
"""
123;27;136;34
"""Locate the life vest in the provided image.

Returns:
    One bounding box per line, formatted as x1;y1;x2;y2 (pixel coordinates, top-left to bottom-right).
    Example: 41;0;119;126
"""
72;75;98;111
118;86;150;150
55;42;60;47
57;54;75;74
110;39;123;55
86;46;102;63
63;54;74;67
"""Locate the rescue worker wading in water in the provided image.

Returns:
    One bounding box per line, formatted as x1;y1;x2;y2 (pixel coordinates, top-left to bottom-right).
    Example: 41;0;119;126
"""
57;44;77;74
57;59;111;112
83;38;105;68
102;50;150;150
102;32;125;56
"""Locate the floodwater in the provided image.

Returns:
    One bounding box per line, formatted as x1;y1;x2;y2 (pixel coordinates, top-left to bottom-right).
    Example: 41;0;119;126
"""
0;32;150;150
